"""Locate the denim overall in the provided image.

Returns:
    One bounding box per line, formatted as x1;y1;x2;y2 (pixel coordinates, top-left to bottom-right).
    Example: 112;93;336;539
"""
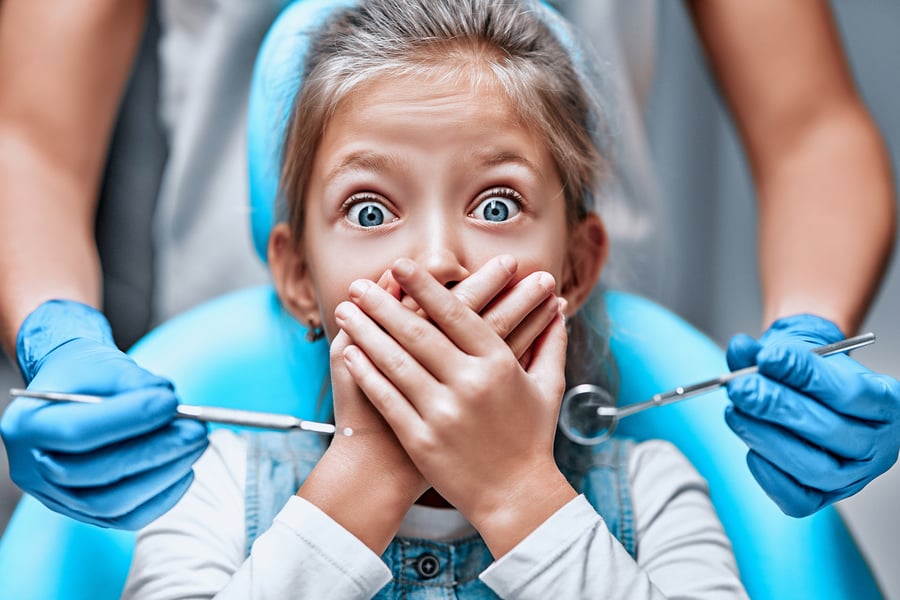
244;431;636;599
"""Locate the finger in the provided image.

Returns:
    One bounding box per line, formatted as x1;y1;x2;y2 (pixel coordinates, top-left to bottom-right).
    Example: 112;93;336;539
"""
335;300;442;401
504;293;560;360
727;374;880;460
341;344;423;431
399;255;517;315
742;451;829;518
726;334;761;371
4;387;181;453
34;420;209;487
392;258;544;356
724;405;872;490
27;473;195;531
479;270;555;340
407;261;553;356
329;330;373;431
375;269;402;299
27;342;172;394
345;279;469;381
36;446;207;522
743;450;869;517
105;473;198;530
329;329;352;375
447;254;518;314
525;304;568;402
757;344;896;421
518;346;534;370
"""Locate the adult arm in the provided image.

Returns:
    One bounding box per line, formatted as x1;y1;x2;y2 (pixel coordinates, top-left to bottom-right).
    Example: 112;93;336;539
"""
0;0;148;354
687;0;896;335
0;1;210;530
687;0;899;518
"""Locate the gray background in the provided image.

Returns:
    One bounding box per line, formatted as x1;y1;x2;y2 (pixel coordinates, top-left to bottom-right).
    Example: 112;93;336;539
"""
1;0;898;596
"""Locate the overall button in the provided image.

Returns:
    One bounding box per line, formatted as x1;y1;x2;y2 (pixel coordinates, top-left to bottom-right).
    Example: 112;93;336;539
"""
415;553;441;579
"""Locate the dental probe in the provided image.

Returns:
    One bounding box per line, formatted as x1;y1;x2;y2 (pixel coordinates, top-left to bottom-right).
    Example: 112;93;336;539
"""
7;388;352;436
598;332;876;420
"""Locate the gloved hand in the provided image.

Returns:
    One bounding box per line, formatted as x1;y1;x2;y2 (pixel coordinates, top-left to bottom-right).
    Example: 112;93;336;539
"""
1;300;208;529
725;314;900;517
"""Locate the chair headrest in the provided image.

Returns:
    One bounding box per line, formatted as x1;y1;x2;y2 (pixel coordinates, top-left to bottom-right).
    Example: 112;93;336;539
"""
248;0;357;262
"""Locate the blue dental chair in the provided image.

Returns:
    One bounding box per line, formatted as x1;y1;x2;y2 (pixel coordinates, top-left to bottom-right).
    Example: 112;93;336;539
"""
0;1;882;598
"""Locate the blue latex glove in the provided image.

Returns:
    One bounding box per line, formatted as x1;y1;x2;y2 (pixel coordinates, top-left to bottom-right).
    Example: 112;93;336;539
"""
1;300;208;529
725;314;900;517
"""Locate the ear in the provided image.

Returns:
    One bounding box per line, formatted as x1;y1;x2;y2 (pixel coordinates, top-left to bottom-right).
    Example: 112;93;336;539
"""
560;213;608;313
268;222;320;325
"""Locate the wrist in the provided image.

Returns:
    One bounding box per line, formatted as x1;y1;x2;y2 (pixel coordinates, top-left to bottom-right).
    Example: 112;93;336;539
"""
763;302;851;338
16;299;114;383
762;313;845;346
299;441;425;554
466;461;576;558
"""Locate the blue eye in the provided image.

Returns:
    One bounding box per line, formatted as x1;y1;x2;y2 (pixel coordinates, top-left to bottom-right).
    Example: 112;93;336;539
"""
346;199;397;227
473;191;522;223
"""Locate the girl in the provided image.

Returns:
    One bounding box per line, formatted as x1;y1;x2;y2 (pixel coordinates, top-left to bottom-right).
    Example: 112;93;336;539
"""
124;1;746;597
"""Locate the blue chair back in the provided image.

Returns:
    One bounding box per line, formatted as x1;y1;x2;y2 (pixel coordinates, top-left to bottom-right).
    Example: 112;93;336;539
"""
0;287;882;599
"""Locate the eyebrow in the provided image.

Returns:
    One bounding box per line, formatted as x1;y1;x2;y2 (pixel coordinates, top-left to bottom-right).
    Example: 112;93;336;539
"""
324;151;406;184
471;149;545;182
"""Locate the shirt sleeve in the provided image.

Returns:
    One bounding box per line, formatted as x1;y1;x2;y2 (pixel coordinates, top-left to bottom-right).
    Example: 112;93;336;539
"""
122;430;391;600
479;440;748;599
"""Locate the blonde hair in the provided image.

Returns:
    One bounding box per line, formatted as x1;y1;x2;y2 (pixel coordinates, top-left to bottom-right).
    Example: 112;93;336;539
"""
280;0;616;398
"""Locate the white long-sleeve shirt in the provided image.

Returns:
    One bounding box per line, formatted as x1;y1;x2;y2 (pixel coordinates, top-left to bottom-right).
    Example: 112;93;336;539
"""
123;430;747;599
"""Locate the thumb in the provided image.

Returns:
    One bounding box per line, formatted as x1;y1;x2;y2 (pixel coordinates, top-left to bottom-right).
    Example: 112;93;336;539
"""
727;334;761;371
329;331;361;400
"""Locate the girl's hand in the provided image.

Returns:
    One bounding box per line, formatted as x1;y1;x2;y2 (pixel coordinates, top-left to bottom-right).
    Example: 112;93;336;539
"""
332;255;557;450
300;256;563;553
298;273;427;554
397;255;564;365
337;258;576;557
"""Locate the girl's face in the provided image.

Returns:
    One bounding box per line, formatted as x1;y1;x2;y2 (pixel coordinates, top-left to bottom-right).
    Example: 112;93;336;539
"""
272;72;606;339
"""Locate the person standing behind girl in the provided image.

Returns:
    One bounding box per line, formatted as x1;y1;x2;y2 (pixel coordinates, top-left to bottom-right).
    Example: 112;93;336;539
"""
123;1;746;597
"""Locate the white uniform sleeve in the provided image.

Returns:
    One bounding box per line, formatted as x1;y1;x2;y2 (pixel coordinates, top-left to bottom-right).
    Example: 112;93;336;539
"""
122;430;391;599
479;440;747;599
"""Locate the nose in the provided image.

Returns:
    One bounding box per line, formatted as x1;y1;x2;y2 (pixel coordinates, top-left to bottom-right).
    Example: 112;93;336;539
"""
416;247;470;288
405;203;471;287
412;219;469;288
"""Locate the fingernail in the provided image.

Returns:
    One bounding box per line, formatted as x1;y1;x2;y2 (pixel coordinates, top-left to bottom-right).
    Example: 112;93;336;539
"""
343;345;360;364
349;279;370;300
558;297;569;317
539;272;555;291
500;255;516;273
392;259;415;278
334;302;353;323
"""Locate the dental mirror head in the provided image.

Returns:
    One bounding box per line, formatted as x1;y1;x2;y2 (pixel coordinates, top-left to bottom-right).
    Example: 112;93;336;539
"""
558;333;877;447
558;383;618;445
